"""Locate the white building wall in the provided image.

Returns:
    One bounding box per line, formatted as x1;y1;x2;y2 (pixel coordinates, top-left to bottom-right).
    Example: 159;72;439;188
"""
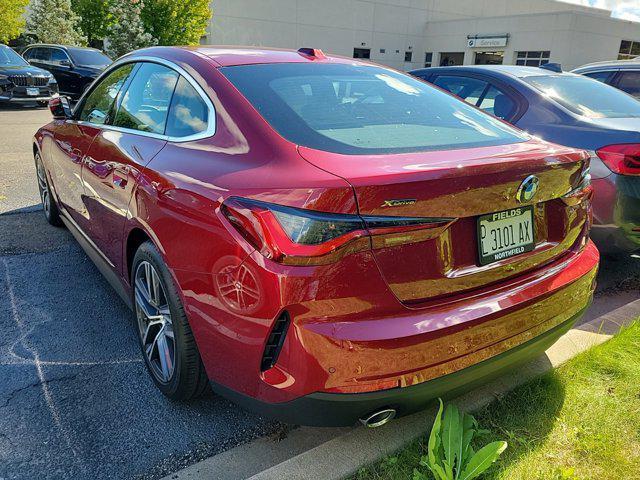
205;0;636;71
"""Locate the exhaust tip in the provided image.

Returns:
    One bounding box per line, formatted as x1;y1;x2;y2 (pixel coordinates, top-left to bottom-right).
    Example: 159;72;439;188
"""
359;408;396;428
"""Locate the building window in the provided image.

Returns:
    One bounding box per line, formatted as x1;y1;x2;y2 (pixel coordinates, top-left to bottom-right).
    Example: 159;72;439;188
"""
424;52;433;68
380;48;385;54
618;40;640;60
404;51;413;62
353;48;370;59
440;52;464;66
515;51;550;67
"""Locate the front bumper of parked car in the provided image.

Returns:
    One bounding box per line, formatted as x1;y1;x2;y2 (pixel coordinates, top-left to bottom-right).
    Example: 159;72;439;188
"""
0;83;59;103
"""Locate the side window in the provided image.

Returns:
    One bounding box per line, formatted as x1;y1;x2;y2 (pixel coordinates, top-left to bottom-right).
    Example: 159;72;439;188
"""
33;47;50;62
583;71;613;84
615;71;640;99
50;49;71;65
23;48;34;60
78;63;134;125
112;62;179;134
477;86;516;120
165;76;209;137
433;75;488;105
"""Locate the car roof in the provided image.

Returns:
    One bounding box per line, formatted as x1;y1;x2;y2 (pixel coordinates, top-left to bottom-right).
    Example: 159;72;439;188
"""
573;59;640;72
24;44;103;52
131;45;373;68
411;64;582;80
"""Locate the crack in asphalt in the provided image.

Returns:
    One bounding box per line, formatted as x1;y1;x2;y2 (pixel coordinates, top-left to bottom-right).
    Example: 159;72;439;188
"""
0;371;81;410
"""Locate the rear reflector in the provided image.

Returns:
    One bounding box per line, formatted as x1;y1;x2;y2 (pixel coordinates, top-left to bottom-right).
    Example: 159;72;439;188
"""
596;144;640;176
261;312;290;371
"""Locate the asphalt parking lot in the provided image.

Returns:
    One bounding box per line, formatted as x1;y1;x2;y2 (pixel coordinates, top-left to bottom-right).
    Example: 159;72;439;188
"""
0;106;280;480
1;105;639;480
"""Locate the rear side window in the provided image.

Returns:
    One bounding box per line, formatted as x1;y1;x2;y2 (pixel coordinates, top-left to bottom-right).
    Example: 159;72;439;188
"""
434;76;488;105
582;71;613;84
30;47;50;62
525;74;640;118
78;63;134;125
165;76;209;137
222;63;527;155
616;71;640;100
478;86;516;120
113;62;179;134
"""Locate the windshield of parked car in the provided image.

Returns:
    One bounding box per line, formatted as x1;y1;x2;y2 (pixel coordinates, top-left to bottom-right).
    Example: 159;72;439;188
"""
67;48;111;67
222;63;528;155
0;46;28;67
524;74;640;118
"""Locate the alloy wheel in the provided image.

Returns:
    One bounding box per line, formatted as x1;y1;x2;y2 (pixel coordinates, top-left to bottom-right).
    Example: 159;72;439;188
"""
134;261;175;384
35;155;51;217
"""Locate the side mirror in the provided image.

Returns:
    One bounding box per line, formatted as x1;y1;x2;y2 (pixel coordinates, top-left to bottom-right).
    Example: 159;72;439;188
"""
59;60;73;69
49;96;73;120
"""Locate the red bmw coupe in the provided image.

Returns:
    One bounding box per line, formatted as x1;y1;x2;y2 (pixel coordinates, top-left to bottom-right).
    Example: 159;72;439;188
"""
34;46;598;427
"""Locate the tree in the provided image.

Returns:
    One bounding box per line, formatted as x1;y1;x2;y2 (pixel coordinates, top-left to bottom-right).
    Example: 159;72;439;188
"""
104;0;156;59
27;0;87;45
0;0;29;43
141;0;211;46
70;0;113;47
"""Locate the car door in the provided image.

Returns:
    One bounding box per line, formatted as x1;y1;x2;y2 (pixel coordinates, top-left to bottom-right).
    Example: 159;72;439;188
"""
49;48;78;95
48;63;135;231
81;61;179;269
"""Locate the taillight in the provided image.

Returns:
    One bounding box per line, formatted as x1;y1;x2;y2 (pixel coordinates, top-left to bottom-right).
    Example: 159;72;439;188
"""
562;167;593;206
596;144;640;176
221;197;453;265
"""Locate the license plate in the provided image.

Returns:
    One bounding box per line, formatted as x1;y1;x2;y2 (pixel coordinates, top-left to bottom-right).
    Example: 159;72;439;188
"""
26;87;39;96
477;206;535;266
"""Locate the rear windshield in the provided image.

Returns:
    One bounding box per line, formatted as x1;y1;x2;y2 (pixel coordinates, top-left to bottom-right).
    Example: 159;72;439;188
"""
524;74;640;119
67;48;111;67
222;63;528;155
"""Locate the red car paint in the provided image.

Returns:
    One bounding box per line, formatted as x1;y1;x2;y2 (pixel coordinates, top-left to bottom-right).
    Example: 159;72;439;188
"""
34;46;598;424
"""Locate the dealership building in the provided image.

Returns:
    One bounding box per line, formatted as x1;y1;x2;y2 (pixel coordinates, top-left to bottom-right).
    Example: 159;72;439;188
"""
205;0;640;71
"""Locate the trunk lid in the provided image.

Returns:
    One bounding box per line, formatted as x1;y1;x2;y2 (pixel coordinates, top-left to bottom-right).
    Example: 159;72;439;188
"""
298;139;590;304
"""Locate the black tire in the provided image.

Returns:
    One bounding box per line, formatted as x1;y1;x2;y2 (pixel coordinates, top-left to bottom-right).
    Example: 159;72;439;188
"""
35;151;63;227
131;241;209;400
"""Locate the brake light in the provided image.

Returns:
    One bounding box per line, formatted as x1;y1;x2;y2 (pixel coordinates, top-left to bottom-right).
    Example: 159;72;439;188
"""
221;197;453;265
596;144;640;176
561;168;593;206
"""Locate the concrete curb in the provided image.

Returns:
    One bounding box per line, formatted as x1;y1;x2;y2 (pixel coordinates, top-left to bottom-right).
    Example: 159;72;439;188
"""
162;298;640;480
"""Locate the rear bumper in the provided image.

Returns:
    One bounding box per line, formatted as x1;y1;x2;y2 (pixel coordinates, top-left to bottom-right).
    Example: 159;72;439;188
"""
211;306;584;426
204;242;598;426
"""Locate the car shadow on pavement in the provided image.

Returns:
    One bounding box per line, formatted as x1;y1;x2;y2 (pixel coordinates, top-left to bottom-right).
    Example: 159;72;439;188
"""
0;208;282;480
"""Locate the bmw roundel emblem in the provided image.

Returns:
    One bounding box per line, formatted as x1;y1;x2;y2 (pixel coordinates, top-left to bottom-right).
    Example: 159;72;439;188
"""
516;175;539;203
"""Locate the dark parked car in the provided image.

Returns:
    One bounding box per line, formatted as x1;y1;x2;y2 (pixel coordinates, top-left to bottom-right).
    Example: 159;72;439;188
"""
573;60;640;100
22;44;111;98
34;47;597;426
411;65;640;255
0;44;58;105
